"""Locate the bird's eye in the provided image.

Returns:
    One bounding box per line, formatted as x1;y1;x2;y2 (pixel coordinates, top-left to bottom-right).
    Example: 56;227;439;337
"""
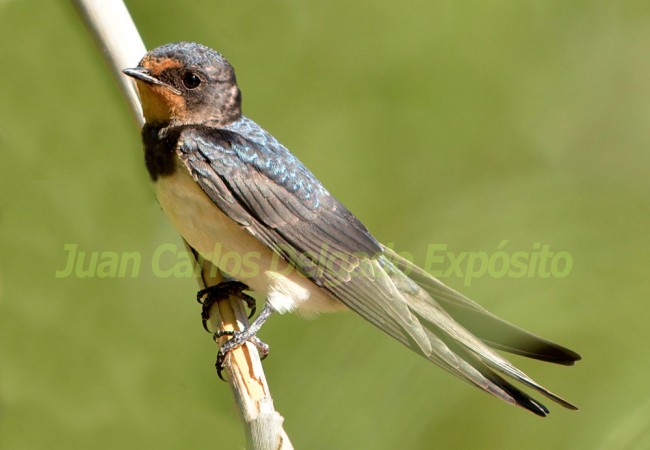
182;72;201;89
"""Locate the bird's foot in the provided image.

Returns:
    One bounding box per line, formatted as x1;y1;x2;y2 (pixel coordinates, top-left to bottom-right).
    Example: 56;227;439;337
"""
214;331;271;380
197;280;256;332
213;303;274;380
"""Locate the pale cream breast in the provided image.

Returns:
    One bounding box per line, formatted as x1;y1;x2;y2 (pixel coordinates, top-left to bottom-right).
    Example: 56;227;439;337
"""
153;165;346;316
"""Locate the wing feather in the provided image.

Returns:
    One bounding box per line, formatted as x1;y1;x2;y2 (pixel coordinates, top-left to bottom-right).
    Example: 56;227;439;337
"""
174;117;578;414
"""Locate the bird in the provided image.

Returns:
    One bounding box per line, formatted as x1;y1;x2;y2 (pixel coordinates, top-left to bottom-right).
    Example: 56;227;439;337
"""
123;42;580;417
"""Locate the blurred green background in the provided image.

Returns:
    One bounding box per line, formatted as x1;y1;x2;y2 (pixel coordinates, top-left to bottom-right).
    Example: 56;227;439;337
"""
1;1;649;449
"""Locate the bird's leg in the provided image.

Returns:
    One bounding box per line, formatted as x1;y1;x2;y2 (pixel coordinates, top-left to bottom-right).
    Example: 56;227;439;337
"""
214;303;274;380
197;280;273;380
196;280;256;333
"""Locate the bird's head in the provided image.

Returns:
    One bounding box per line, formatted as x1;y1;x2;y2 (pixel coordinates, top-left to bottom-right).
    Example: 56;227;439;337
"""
123;42;242;126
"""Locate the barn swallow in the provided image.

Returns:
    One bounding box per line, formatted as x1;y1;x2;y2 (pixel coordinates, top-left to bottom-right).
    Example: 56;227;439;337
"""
123;42;580;416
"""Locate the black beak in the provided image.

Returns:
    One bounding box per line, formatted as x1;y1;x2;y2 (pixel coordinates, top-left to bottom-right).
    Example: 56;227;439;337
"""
122;67;181;94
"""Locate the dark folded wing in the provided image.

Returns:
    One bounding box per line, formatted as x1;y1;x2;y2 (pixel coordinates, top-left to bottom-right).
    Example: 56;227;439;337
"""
177;121;433;353
175;119;577;414
382;246;581;365
177;121;379;274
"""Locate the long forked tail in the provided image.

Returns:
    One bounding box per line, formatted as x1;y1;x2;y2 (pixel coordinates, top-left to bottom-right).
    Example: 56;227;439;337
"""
378;246;580;416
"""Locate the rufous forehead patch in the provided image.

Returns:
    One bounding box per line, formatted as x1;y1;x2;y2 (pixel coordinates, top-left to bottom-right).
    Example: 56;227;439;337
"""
141;56;183;76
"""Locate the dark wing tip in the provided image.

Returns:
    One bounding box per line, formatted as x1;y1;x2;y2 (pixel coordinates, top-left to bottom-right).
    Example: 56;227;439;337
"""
486;340;582;366
536;341;582;365
526;399;550;418
483;368;550;417
564;402;580;411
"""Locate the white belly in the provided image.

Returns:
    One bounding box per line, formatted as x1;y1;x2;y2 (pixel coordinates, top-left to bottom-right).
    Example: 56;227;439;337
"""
154;167;346;316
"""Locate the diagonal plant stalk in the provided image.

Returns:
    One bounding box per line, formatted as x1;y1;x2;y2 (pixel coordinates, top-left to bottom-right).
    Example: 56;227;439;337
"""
72;1;292;448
